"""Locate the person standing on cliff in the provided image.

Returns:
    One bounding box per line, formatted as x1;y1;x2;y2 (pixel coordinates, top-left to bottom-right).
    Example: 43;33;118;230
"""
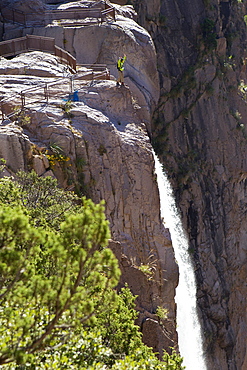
116;54;126;86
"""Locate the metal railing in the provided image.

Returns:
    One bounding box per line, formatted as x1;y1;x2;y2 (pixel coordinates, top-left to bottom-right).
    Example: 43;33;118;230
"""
78;64;110;73
0;64;111;122
0;35;76;72
102;2;115;22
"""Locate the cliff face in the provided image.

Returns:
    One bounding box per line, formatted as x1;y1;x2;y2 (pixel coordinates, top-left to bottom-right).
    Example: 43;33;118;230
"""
0;1;178;358
132;0;247;368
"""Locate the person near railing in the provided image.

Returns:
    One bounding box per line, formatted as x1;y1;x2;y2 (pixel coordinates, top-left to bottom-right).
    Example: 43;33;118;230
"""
116;54;126;87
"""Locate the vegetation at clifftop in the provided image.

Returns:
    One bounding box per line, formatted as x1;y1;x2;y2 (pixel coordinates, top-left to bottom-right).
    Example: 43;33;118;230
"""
0;171;185;369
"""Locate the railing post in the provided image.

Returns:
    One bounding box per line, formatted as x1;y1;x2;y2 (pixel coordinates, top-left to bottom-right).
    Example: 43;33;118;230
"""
12;40;15;56
70;76;73;93
0;102;4;123
26;34;29;51
20;92;25;109
73;57;76;72
44;84;49;103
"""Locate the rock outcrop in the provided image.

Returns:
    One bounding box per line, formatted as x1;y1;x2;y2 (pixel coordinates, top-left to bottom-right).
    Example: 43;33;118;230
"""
0;1;179;355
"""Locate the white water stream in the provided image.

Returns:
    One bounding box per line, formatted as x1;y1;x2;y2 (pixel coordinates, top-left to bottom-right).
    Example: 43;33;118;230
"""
154;152;207;370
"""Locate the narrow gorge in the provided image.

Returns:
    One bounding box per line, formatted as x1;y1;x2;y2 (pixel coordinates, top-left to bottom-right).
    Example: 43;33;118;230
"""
1;0;247;369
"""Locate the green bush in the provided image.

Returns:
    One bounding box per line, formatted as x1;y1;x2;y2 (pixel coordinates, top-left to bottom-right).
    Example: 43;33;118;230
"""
0;171;185;369
202;18;217;50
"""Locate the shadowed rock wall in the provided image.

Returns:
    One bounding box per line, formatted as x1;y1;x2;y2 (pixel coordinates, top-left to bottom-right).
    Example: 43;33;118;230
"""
132;0;247;368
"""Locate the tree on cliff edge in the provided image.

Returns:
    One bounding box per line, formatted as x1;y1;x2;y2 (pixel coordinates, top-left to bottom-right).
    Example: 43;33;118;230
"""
0;199;120;366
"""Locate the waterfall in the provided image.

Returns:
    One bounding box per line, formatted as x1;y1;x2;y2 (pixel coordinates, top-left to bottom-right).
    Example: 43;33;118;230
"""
153;152;207;370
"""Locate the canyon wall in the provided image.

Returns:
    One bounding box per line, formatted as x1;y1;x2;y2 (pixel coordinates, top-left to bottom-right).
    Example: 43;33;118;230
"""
131;0;247;368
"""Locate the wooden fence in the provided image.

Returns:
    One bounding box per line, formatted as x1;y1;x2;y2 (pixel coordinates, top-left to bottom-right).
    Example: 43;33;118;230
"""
44;0;65;3
0;35;77;72
1;8;27;26
44;0;104;5
1;3;115;27
44;8;102;24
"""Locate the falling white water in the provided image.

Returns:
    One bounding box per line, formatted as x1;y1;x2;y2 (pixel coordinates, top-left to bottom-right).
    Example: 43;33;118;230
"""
153;152;207;370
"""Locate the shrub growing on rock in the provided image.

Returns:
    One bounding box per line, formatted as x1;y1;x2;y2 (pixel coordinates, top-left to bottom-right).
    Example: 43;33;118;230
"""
0;171;185;369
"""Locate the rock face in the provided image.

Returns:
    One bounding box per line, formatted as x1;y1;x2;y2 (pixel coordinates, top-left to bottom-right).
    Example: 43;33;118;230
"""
131;0;247;369
0;1;179;356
